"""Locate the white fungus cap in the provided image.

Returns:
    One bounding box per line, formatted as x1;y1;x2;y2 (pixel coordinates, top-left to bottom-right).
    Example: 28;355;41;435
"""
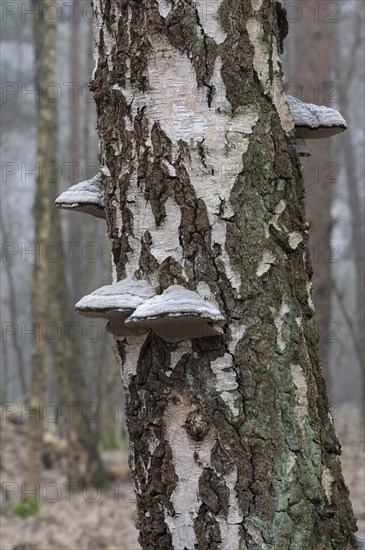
287;95;347;139
55;173;105;219
75;278;155;319
125;285;225;342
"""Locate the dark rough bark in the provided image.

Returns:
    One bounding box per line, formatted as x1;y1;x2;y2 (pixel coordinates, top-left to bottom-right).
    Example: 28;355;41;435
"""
91;0;357;548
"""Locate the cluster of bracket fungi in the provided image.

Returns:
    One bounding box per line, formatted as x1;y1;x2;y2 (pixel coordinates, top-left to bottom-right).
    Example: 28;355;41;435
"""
55;96;347;342
75;281;225;342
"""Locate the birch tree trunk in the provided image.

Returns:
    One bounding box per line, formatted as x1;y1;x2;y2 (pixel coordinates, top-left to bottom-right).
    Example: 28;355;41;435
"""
336;9;365;411
46;3;106;487
1;213;27;395
26;0;105;490
91;1;357;547
26;0;56;493
48;209;107;488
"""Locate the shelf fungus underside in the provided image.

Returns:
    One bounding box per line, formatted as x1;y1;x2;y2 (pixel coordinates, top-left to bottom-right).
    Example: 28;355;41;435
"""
288;95;347;158
55;173;105;219
75;278;156;337
126;285;225;342
288;95;347;139
76;283;225;342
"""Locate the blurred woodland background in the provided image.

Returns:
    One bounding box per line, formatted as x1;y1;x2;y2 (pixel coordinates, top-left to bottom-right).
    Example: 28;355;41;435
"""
0;1;364;548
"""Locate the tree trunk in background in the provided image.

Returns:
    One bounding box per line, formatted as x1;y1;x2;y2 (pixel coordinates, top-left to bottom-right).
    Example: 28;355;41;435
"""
1;307;9;403
48;202;107;488
66;0;90;408
290;0;333;385
45;2;106;488
335;7;365;410
98;345;122;451
92;1;357;547
1;213;27;395
65;0;85;392
68;0;85;305
70;1;80;185
83;18;94;172
26;0;56;493
341;132;365;405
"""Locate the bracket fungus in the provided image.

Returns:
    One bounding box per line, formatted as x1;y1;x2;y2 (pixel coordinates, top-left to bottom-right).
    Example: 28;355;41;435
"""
55;173;105;219
125;285;225;343
288;95;347;139
75;278;155;336
287;95;347;157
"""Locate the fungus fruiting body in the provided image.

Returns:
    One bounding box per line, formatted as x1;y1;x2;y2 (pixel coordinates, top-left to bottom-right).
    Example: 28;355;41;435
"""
125;285;225;342
75;279;156;336
75;282;225;342
287;95;347;139
55;173;105;219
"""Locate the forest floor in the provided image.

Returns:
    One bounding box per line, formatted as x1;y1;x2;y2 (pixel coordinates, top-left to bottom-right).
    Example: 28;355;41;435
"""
0;402;364;550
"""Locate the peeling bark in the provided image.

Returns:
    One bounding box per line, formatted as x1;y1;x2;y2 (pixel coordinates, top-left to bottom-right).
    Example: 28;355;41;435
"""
91;1;357;548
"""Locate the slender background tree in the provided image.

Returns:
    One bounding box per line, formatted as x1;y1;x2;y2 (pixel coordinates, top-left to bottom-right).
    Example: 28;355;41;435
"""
26;0;57;494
